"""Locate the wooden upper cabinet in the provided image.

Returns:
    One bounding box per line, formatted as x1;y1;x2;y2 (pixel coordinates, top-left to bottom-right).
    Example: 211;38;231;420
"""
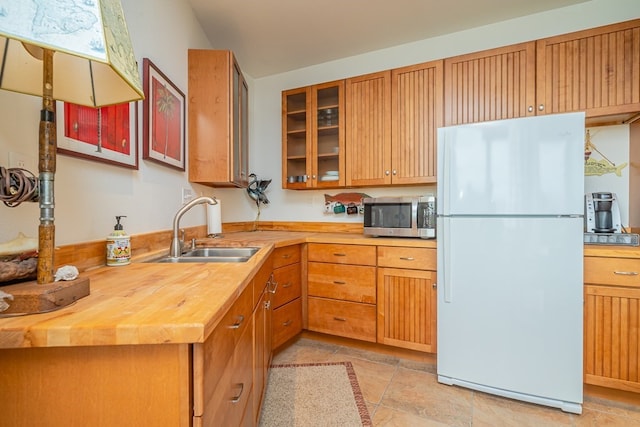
188;49;249;187
444;42;537;125
346;70;392;186
536;19;640;123
391;60;443;184
282;86;311;188
282;81;345;189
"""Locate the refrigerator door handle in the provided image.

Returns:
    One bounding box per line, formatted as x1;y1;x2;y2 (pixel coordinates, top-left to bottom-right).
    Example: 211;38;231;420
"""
442;219;452;303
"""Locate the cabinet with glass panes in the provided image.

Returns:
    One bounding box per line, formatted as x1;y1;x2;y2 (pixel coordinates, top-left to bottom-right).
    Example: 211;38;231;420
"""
282;80;344;189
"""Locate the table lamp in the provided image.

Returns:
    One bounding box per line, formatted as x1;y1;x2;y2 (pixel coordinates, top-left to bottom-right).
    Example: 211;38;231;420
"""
0;1;144;314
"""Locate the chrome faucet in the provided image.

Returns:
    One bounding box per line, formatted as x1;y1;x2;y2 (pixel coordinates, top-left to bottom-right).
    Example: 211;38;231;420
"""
170;196;218;257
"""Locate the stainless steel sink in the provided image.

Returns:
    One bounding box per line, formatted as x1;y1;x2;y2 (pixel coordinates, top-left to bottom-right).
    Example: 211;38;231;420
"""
146;247;260;263
181;247;259;258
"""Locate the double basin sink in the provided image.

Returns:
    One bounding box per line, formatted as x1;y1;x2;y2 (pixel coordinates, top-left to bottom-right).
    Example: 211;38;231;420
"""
148;247;260;263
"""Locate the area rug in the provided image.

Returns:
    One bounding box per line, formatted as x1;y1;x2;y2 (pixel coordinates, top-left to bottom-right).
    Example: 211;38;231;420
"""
259;361;372;426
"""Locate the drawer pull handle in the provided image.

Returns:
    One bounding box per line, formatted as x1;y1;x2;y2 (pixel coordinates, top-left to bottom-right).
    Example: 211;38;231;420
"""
283;320;293;327
400;257;415;261
229;315;244;329
333;317;346;322
282;282;293;288
333;253;347;257
282;254;291;259
230;383;244;403
614;271;638;276
333;281;346;285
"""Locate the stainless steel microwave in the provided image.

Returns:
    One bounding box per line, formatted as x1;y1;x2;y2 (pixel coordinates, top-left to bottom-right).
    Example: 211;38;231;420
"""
363;196;436;239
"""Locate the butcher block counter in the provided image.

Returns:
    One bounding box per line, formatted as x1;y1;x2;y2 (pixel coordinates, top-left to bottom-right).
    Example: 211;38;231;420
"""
0;232;628;350
0;231;435;349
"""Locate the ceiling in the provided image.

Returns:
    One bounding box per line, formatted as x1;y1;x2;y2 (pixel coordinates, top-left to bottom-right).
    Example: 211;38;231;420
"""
187;0;589;78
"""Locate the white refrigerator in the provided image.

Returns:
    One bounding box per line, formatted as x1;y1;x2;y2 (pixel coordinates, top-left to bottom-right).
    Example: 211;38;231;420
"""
436;112;585;414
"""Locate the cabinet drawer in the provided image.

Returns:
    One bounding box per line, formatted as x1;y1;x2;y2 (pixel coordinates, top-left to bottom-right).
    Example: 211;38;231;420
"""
584;257;640;288
378;246;436;270
307;297;376;342
307;243;376;266
308;262;376;304
201;321;253;427
272;298;302;349
272;245;300;269
195;282;252;410
272;263;301;309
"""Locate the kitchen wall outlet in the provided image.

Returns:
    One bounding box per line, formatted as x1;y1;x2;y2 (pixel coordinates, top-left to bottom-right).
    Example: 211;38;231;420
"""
8;151;36;171
181;188;194;205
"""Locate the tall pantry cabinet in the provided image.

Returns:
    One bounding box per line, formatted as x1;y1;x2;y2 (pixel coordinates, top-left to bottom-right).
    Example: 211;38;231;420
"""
188;49;249;187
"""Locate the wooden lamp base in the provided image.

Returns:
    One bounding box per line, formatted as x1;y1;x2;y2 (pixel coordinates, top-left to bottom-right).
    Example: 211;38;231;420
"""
1;277;90;315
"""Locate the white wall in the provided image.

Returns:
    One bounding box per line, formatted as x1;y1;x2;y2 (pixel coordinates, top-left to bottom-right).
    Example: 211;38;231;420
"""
1;0;639;245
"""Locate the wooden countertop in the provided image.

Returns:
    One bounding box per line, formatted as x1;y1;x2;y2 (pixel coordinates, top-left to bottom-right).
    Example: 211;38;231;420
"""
584;244;640;259
1;229;633;349
0;231;434;349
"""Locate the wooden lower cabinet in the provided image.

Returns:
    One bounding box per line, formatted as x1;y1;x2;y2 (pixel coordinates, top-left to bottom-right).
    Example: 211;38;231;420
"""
271;245;303;349
194;283;254;427
0;344;192;427
306;243;377;342
272;298;303;349
307;296;376;342
377;247;437;353
252;258;273;425
584;255;640;394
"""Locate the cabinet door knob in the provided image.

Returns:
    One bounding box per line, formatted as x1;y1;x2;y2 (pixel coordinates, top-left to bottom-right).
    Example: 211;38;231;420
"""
385;170;390;176
538;104;544;111
433;282;437;288
528;106;534;112
392;170;397;175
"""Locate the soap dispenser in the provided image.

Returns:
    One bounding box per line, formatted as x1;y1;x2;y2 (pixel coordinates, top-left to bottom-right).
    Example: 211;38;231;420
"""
106;216;131;266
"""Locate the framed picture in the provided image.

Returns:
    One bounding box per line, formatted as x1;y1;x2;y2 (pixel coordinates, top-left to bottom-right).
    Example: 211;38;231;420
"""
142;58;186;170
57;101;138;169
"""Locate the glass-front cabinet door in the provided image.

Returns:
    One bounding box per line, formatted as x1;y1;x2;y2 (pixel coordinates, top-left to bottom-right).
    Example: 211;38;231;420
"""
312;81;344;188
282;80;344;189
232;59;249;186
282;87;310;189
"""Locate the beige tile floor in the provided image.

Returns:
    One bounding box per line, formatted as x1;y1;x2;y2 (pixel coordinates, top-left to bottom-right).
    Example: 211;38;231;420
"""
271;336;640;427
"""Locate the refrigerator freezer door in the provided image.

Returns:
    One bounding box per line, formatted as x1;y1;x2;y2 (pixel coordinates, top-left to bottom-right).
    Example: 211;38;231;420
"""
437;216;583;411
437;113;585;216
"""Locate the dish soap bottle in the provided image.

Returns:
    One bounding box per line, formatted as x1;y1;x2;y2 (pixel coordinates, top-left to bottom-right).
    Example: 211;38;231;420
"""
106;216;131;266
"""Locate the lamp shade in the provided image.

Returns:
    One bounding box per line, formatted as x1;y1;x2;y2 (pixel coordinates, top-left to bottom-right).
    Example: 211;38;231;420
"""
0;0;143;107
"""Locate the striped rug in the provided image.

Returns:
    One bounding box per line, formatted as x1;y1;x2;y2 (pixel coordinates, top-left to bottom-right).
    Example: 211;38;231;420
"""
259;361;372;426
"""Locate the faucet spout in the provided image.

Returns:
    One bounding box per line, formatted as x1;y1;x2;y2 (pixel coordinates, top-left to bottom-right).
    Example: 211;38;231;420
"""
170;196;217;257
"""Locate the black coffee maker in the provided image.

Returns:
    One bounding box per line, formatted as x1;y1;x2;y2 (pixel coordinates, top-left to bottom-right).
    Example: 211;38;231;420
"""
584;192;623;233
